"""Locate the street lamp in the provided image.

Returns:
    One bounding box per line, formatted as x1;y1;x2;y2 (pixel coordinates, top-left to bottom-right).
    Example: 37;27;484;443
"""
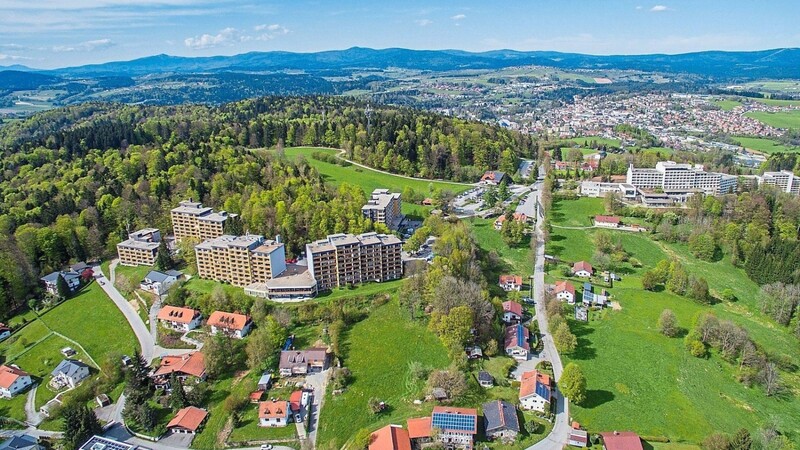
529;274;535;300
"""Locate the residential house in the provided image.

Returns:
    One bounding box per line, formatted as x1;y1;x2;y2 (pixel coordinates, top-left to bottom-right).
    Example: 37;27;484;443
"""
594;215;621;229
519;370;552;413
279;348;330;377
0;434;43;450
0;365;32;398
431;406;478;449
483;400;520;443
493;213;528;231
465;346;482;360
554;280;576;304
151;352;206;389
502;301;523;323
207;311;252;338
289;390;304;420
167;406;208;434
258;400;292;427
50;359;90;389
40;270;81;296
572;261;593;278
369;424;412;450
599;431;644;450
478;371;494;388
140;270;182;295
498;275;523;292
0;324;11;342
406;417;432;446
157;306;203;332
79;437;135;450
480;170;511;186
504;324;530;360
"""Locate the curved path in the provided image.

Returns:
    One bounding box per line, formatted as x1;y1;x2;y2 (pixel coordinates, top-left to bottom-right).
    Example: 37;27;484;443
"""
331;148;476;187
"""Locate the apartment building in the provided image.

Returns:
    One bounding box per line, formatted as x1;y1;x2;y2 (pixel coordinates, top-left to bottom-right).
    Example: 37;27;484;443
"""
117;228;161;266
626;161;737;196
306;232;402;291
760;170;800;195
361;189;402;229
171;199;237;241
195;235;286;287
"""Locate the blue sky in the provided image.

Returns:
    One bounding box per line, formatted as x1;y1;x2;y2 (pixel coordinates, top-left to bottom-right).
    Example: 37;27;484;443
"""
1;0;799;69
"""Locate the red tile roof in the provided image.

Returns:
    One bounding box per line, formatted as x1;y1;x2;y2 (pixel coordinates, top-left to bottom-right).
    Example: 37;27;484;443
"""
499;275;523;285
259;400;290;419
153;352;206;378
599;432;644;450
572;261;593;274
406;417;432;439
519;370;552;398
504;324;530;351
502;301;523;316
555;280;576;296
250;391;264;402
0;365;28;389
157;306;200;324
290;390;303;412
369;424;412;450
207;311;251;331
595;215;621;224
166;406;208;432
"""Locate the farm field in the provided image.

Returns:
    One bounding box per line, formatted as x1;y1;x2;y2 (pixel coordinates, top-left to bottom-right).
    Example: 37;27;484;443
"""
745;110;800;128
546;197;800;443
713;99;742;111
733;135;799;154
563;136;621;148
316;300;450;449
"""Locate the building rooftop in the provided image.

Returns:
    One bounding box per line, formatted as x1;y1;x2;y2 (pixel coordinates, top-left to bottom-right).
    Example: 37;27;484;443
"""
483;399;520;434
152;352;205;378
157;306;201;324
264;268;317;289
195;234;264;251
369;424;411;450
78;436;136;450
167;406;208;432
0;365;29;389
51;359;89;378
431;406;478;434
207;311;251;331
362;189;401;211
171;200;213;216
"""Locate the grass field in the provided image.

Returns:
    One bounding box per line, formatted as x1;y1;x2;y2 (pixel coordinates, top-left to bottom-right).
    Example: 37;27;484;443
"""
564;136;621;148
745;110;800;128
732;136;798;154
547;197;800;442
714;99;742;111
467;217;531;280
316;300;449;449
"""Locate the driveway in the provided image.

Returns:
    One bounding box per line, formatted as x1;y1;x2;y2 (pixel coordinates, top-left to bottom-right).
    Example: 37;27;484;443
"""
304;369;330;445
24;387;42;426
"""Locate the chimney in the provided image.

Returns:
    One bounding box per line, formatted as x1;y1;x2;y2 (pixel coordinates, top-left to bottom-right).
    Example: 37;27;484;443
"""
275;234;282;243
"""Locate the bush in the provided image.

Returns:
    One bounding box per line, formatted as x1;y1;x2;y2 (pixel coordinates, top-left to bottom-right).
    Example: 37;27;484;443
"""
658;309;679;337
685;338;707;358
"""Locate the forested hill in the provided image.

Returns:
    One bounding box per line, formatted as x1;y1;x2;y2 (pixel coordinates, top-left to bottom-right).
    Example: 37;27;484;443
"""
0;96;531;318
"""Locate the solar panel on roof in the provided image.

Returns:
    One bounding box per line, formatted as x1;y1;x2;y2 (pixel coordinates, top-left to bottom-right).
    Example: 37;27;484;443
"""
535;381;551;401
432;412;475;432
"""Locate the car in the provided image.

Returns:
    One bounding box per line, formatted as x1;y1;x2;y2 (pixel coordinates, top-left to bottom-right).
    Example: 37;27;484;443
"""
261;445;273;450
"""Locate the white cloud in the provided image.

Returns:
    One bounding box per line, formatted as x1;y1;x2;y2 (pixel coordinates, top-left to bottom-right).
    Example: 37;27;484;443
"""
0;53;31;61
253;23;289;40
451;14;466;21
184;27;242;50
415;19;433;26
635;5;643;10
650;5;670;12
52;38;115;52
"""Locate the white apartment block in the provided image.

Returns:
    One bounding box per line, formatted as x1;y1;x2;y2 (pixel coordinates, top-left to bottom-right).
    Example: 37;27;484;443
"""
760;171;800;195
171;199;237;242
626;161;737;196
580;181;638;199
117;228;162;266
361;189;402;229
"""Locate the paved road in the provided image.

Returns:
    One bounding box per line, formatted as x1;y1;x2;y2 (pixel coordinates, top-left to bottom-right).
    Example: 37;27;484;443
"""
526;182;570;450
104;423;296;450
24;387;42;426
304;370;330;446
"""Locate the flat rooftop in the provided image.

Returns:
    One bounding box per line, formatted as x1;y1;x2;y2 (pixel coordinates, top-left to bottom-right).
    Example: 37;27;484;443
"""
196;234;264;250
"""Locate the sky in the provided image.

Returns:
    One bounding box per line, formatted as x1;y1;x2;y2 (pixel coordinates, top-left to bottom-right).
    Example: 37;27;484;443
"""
1;0;799;69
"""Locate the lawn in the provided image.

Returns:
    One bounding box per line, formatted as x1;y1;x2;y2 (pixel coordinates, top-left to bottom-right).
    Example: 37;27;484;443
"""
316;300;450;449
564;136;621;148
229;405;298;443
547;198;800;443
549;197;605;228
732;136;798;154
713;99;742;111
467;217;532;284
745;110;800;128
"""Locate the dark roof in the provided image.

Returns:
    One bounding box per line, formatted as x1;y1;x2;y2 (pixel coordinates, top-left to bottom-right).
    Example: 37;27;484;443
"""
51;359;90;378
144;270;178;283
482;400;520;434
0;435;41;450
40;272;61;283
535;380;551;401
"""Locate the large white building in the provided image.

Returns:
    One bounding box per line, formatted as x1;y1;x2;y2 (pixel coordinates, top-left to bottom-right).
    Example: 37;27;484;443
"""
626;161;737;196
760;170;800;195
361;189;402;229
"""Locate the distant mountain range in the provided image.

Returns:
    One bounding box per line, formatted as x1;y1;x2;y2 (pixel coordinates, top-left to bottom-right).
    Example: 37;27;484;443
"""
6;47;800;79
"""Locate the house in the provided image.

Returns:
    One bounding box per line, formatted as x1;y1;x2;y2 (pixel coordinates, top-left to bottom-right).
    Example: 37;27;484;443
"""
594;215;621;229
259;400;292;427
568;423;589;447
0;434;43;450
95;394;111;407
498;275;523;292
504;324;530;360
483;400;520;443
257;373;272;391
582;283;608;307
478;370;494;388
79;436;135;450
167;406;208;434
572;261;593;278
369;424;412;450
151;352;206;389
480;170;511;186
0;365;32;398
519;370;552;413
494;213;528;230
431;406;478;449
140;270;182;295
0;323;11;342
289;390;304;417
599;431;644;450
406;417;432;445
502;301;523;323
465;346;483;360
40;270;81;296
279;348;330;376
250;391;264;403
50;359;90;389
207;311;252;338
554;280;576;304
157;306;203;332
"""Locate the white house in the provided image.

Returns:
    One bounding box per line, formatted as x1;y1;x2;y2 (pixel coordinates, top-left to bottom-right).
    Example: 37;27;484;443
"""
593;215;621;229
140;270;182;295
208;311;252;339
572;261;594;278
504;324;530;361
498;275;523;292
554;280;576;304
259;400;292;427
50;359;90;389
0;365;32;398
502;301;523;323
40;271;81;296
519;370;552;413
157;306;203;332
